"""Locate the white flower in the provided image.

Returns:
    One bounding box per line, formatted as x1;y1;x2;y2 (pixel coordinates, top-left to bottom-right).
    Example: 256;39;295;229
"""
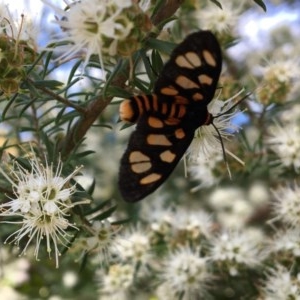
280;104;300;124
0;154;88;268
77;220;121;264
0;4;39;48
187;91;245;188
139;197;176;237
208;187;254;228
188;149;222;191
271;227;300;257
194;2;243;34
271;183;300;227
113;0;132;9
160;246;211;299
187;95;240;162
248;182;270;207
0;158;79;216
115;226;151;267
0;286;26;300
43;0;134;69
187;91;244;188
267;122;300;171
62;271;78;288
172;209;213;240
261;59;299;84
138;0;151;11
260;264;300;300
209;187;245;209
97;263;135;299
155;282;180;300
256;57;299;104
209;229;267;275
0;248;30;287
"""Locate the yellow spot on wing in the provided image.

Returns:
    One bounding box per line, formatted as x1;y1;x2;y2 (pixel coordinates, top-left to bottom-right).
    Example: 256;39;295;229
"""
160;150;176;163
198;74;213;85
147;134;172;146
140;173;162;185
175;52;201;69
129;151;152;173
175;128;185;139
185;52;201;67
176;75;199;89
175;55;194;69
192;93;204;101
203;50;216;67
129;151;150;163
161;86;178;96
148;116;164;128
131;162;152;173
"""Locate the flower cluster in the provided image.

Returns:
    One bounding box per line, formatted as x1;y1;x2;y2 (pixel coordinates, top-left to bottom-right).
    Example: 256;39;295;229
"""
208;184;269;228
0;248;30;298
209;229;267;276
95;225;151;297
43;0;150;70
114;226;151;267
97;263;135;300
159;246;211;299
256;58;299;105
269;183;300;259
193;1;243;42
0;154;87;267
267;122;300;172
261;264;300;299
73;220;121;265
187;91;243;190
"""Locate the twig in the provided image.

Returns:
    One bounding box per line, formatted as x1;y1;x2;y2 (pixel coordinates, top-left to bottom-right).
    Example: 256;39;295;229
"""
35;84;86;114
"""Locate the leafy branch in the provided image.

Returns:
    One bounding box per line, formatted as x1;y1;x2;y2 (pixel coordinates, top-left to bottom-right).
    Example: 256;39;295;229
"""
56;0;184;159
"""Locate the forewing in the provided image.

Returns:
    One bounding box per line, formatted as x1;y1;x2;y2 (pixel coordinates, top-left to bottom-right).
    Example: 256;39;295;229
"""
154;30;222;105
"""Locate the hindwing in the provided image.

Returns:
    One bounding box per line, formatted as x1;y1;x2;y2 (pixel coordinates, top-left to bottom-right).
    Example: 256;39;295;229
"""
118;30;222;202
119;112;196;202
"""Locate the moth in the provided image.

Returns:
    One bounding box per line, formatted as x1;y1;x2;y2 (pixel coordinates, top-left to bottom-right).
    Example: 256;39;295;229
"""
118;30;222;202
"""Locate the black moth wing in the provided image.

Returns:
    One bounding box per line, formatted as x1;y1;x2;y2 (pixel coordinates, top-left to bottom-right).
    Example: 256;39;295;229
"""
118;30;222;202
119;111;195;202
154;30;222;107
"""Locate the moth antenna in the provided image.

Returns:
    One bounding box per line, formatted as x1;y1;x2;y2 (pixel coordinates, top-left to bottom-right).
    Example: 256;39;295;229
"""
215;91;251;119
210;90;252;178
211;121;232;179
